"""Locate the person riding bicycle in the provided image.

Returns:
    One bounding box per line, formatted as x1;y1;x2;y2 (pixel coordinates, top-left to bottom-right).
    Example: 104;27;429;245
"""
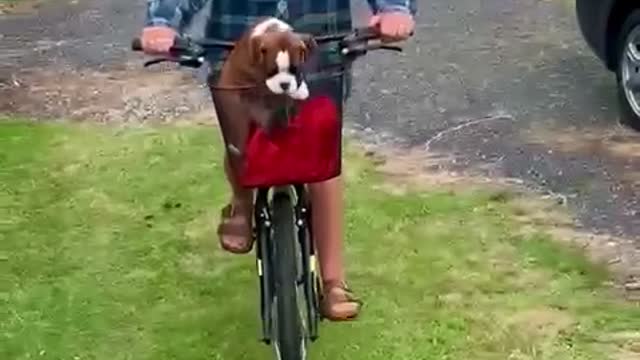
139;0;416;321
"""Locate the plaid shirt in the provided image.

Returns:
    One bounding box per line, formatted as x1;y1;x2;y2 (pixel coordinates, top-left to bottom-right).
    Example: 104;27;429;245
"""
145;0;416;70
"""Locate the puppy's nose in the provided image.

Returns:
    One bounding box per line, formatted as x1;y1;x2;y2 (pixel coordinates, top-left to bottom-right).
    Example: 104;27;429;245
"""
280;82;290;91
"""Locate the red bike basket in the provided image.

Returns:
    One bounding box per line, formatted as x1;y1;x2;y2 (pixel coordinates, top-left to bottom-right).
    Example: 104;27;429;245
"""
209;74;345;188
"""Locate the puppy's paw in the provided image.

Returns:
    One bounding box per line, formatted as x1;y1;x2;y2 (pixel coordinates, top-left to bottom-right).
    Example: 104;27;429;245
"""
290;81;309;100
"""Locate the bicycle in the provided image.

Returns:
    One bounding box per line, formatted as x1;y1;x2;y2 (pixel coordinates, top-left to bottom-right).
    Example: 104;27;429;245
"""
132;27;405;360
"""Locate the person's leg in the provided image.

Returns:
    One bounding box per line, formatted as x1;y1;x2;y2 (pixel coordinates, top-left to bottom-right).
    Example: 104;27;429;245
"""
217;155;254;253
208;69;255;254
309;176;361;320
309;176;344;282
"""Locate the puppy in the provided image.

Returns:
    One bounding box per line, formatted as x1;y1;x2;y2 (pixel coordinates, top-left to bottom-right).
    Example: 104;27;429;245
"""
216;17;317;132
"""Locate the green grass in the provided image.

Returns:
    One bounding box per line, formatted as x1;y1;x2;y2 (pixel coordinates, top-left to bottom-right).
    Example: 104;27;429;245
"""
0;0;32;5
1;120;640;360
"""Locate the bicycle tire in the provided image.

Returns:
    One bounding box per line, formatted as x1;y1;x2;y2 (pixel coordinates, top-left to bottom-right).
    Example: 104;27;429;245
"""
272;192;305;360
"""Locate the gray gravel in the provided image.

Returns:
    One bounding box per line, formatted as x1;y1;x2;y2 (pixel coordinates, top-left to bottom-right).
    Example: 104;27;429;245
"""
349;0;640;239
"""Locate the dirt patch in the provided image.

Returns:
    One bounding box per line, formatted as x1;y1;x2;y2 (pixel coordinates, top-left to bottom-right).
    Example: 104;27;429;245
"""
509;196;640;301
0;0;72;15
524;125;640;161
507;307;575;338
363;143;640;302
621;171;640;184
599;332;640;359
0;0;41;14
0;63;214;123
366;145;527;195
616;349;640;360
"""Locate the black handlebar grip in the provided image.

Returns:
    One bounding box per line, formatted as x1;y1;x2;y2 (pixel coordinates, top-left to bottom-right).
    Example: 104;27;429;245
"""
131;38;143;51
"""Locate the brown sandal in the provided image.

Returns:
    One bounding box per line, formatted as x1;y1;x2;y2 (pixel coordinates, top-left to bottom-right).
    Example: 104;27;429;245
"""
217;203;254;254
320;280;362;321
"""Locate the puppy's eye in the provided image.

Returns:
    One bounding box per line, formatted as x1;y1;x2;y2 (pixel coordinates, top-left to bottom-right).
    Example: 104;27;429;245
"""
289;65;298;74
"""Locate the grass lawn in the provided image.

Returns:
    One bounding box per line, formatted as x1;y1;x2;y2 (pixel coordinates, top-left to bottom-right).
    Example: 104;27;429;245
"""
1;120;640;360
0;0;34;5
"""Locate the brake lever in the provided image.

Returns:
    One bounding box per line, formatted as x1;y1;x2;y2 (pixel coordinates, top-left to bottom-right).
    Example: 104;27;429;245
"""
170;36;200;54
143;58;172;67
142;36;205;68
341;42;403;56
379;44;403;52
143;55;204;68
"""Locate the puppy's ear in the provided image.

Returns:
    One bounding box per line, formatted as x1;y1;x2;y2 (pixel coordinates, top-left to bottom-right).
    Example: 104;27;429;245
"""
250;35;266;65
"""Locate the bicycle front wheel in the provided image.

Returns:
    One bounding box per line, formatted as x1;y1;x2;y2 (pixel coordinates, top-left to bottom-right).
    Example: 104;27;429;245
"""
272;192;305;360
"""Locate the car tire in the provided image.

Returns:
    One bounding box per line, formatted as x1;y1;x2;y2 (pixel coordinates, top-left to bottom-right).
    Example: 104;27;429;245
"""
616;9;640;131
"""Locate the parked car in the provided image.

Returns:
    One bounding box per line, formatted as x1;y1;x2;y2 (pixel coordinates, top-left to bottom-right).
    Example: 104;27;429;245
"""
576;0;640;130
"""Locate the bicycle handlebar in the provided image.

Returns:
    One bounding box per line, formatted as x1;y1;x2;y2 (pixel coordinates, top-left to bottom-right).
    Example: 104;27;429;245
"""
131;27;409;68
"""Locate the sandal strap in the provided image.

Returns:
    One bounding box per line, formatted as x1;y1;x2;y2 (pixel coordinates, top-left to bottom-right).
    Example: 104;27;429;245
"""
323;279;353;292
323;280;362;304
221;203;250;218
217;203;254;253
218;204;252;236
217;221;251;236
320;280;362;321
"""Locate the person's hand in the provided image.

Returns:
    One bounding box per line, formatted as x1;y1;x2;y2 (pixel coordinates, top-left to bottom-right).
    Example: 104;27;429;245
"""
369;11;415;42
141;26;178;55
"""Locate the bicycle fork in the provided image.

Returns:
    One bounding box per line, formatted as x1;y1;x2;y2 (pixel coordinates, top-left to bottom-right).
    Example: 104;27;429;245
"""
293;185;320;341
255;188;273;344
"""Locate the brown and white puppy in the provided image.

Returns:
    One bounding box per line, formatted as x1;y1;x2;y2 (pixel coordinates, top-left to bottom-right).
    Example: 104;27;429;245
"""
215;18;317;133
218;17;316;100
